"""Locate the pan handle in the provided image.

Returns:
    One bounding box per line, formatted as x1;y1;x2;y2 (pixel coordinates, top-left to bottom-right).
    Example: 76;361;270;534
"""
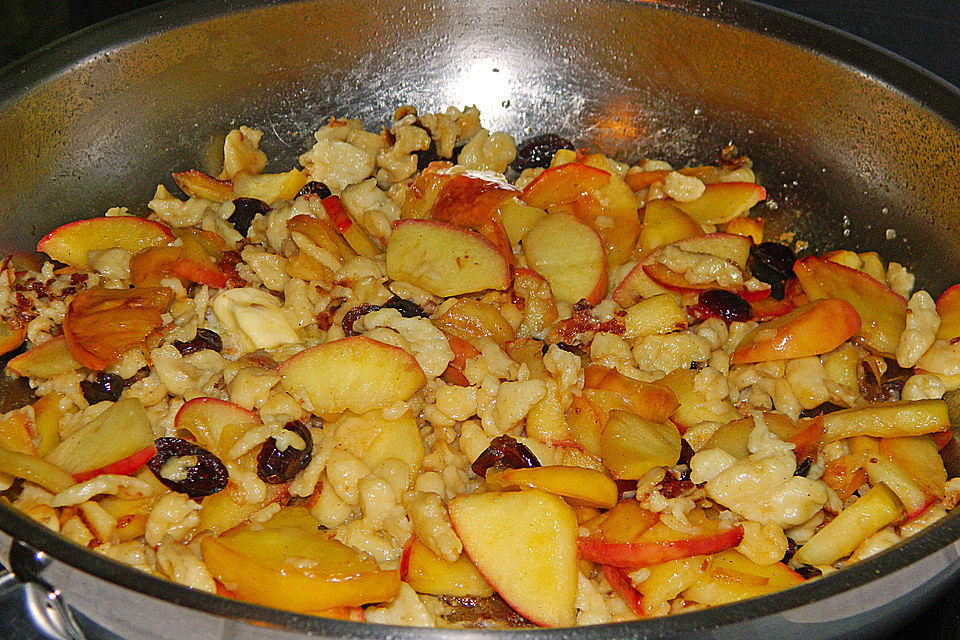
1;538;88;640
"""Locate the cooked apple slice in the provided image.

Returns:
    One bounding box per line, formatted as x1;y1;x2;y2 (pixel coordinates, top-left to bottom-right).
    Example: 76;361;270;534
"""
682;550;803;606
583;365;679;424
201;506;400;612
670;233;752;269
442;333;480;387
37;216;173;269
175;397;262;456
499;197;547;244
72;444;157;483
7;337;81;379
44;398;155;480
520;162;611;210
793;256;907;357
600;410;681;480
595;499;659;543
434;298;516;345
33;392;68;457
307;194;381;258
199;482;289;534
330;410;424;474
233;169;309;204
448;489;578;627
603;565;645;617
402;537;494;598
0;448;75;493
173;169;235;202
130;240;226;288
279;336;426;416
430;171;518;260
512;268;560;338
63;286;174;370
820;399;949;442
637;199;703;259
821;454;869;500
386;219;511;297
579;523;743;568
793;484;903;566
636;555;711;614
672;182;766;225
0;318;25;357
724;216;764;244
0;411;34;455
622;293;688;340
730;298;861;364
879;435;946;500
522;213;607;305
848;435;944;517
625;169;669;192
702;413;799;459
612;262;670;308
486;465;618;509
287;214;356;263
565;395;603;457
936;284;960;341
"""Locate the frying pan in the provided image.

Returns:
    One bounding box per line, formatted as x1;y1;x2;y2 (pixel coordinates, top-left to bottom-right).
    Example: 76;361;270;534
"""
2;0;960;638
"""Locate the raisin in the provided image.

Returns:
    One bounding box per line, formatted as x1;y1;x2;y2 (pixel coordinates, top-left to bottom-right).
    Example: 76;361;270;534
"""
416;140;442;171
794;457;813;477
229;197;271;236
615;478;638;496
783;538;800;562
511;134;575;172
795;565;823;579
660;475;694;498
690;289;753;323
147;437;228;499
799;402;845;418
80;373;125;404
677;438;695;470
383;296;427;318
471;435;541;476
257;420;313;484
341;304;382;337
298;181;332;199
173;328;223;355
750;242;797;299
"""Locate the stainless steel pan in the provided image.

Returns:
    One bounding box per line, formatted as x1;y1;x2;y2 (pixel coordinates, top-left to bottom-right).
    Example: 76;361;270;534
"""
2;1;960;638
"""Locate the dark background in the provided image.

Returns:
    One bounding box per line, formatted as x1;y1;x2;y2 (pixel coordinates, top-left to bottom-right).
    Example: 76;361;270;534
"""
1;0;960;639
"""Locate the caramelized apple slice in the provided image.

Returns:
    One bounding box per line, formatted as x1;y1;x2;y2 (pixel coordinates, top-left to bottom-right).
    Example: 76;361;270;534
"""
600;410;681;480
520;162;611;210
434;298;516;345
201;507;400;612
402;537;494;598
63;286;173;370
672;182;766;225
279;336;426;415
0;318;25;357
449;489;578;627
579;524;743;568
793;484;903;566
793;256;907;357
0;411;35;455
935;284;960;341
486;465;619;509
523;213;608;305
730;298;861;364
637;199;703;259
386;219;512;297
583;365;679;424
37;216;174;269
682;550;803;606
0;448;75;493
820;399;949;442
173;169;234;202
7;337;80;379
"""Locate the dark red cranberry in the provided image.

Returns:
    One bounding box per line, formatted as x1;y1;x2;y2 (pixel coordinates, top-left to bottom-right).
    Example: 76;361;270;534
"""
691;289;753;323
257;420;313;483
471;435;541;476
383;296;427;318
510;134;575;172
147;438;228;499
173;328;223;355
229;197;271;236
80;373;125;404
677;438;695;469
341;304;382;337
298;181;332;199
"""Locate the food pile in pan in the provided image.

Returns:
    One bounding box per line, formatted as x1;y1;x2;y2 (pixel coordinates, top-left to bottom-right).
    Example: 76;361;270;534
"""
1;105;958;627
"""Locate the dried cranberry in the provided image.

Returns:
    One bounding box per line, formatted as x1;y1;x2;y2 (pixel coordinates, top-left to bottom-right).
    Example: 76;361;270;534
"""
799;402;845;419
257;420;313;484
383;296;427;318
783;538;799;562
615;478;639;496
173;328;223;355
660;475;694;498
298;181;332;199
229;197;271;236
341;304;382;337
471;435;541;476
511;134;575;172
147;437;228;499
794;565;823;579
794;457;813;477
80;373;125;404
677;438;695;468
691;289;753;323
750;242;797;299
416;140;442;171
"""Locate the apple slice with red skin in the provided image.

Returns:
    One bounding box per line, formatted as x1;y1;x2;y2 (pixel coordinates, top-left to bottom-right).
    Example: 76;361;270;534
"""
441;333;480;387
637;199;704;259
175;396;263;455
430;171;518;262
173;169;234;202
386;219;512;298
682;550;803;606
936;284;960;341
449;489;579;627
130;238;227;288
38;216;174;269
44;398;155;479
72;444;157;483
278;336;426;416
520;162;611;210
730;298;861;364
0;319;25;357
400;536;494;598
671;233;752;269
612;262;670;308
6;337;80;379
672;182;766;225
313;195;380;258
579;524;743;568
603;565;645;617
793;256;907;357
523;213;608;305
